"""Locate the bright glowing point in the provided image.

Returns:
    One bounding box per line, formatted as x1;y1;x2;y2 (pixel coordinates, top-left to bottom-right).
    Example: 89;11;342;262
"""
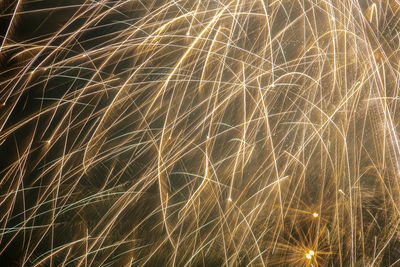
313;212;319;217
309;250;315;255
306;253;312;260
228;197;232;202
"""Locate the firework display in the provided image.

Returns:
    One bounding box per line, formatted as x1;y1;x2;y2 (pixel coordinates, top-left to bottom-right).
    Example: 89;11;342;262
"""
1;0;400;266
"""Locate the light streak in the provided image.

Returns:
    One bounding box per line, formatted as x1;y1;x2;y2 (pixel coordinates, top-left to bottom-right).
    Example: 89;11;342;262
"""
0;0;399;266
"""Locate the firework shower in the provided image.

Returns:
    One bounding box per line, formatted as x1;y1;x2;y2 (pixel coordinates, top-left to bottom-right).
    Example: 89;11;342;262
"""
1;0;400;266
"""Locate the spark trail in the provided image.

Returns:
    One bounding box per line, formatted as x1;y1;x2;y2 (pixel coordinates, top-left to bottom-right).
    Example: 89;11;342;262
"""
0;0;400;266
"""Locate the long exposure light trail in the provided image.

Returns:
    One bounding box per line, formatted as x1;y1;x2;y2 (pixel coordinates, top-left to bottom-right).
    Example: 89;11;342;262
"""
1;0;400;266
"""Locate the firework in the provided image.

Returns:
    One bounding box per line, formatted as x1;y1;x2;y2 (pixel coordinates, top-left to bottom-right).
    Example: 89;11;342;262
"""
1;0;400;266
